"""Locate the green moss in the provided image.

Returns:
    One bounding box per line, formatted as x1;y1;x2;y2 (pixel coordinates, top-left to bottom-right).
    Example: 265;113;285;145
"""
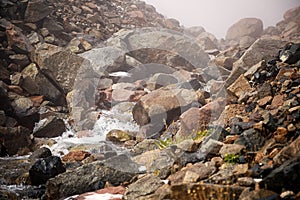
223;154;240;164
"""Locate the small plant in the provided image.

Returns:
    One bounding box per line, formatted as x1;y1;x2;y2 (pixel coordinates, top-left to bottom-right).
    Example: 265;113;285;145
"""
193;129;212;141
223;154;240;164
155;138;173;149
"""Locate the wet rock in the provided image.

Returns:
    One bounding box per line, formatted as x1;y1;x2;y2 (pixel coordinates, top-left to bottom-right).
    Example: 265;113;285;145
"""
124;174;163;200
226;18;263;42
33;116;66;138
260;156;300;194
106;129;133;143
29;147;52;160
171;183;245;200
29;156;66;186
239;188;280;200
62;150;91;162
0;126;32;156
228;75;252;98
44;154;140;200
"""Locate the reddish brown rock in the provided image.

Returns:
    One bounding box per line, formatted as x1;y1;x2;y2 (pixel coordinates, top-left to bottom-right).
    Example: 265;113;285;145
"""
269;94;284;109
227;75;252;98
62;150;91;162
257;96;273;107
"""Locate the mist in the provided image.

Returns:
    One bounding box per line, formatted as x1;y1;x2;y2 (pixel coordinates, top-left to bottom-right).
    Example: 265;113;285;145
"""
144;0;300;39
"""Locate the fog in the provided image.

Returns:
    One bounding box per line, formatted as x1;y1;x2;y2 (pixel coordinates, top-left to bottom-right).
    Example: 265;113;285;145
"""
144;0;300;39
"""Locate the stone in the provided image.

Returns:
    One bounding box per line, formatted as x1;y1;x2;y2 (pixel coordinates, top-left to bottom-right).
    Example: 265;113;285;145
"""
62;150;91;162
8;54;30;69
260;156;300;194
239;188;280;200
200;139;224;159
176;139;198;152
228;75;252;98
0;111;5;126
6;24;34;54
106;129;133;143
29;156;66;186
273;127;288;143
131;139;158;156
133;148;177;178
29;147;52;160
257;82;273;99
24;0;53;22
219;144;245;158
44;154;140;199
234;129;264;151
171;183;245;200
21;63;66;106
226;18;263;41
0;126;32;156
146;73;178;91
257;96;273;107
237;177;255;187
179;98;228;135
124;174;163;200
273;135;300;165
132;88;198;135
168;162;215;185
184;26;206;37
33;116;66;138
34;47;86;93
213;56;234;70
269;94;284;109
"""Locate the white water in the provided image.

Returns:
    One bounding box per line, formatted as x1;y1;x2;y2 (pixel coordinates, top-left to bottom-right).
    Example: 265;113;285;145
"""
46;102;139;156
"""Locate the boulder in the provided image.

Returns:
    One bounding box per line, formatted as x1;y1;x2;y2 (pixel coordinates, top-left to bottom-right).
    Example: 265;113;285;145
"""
124;174;163;200
106;129;133;143
260;156;300;194
20;63;66;105
29;156;66;186
24;0;53;22
184;26;206;37
132;88;198;135
33;116;66;138
146;73;178;91
29;147;52;160
227;74;252;98
226;18;263;41
5;25;34;54
44;154;141;200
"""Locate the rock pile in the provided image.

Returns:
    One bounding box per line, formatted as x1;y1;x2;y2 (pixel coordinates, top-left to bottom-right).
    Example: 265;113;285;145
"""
0;0;300;199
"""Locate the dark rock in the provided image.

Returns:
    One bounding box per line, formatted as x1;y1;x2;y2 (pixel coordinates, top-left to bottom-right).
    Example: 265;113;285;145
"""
6;25;34;54
257;82;273;99
29;156;66;186
234;129;265;151
24;0;53;22
279;43;300;64
0;126;31;156
33;116;66;138
124;174;163;200
260;156;300;194
44;154;140;200
29;147;52;160
0;81;12;113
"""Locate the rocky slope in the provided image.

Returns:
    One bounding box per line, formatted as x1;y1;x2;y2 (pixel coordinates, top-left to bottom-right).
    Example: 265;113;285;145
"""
0;0;300;199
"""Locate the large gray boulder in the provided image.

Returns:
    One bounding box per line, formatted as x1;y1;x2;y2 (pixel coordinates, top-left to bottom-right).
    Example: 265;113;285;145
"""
226;18;263;41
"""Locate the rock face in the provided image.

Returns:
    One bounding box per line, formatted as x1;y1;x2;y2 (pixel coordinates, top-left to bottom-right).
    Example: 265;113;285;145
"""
226;18;263;41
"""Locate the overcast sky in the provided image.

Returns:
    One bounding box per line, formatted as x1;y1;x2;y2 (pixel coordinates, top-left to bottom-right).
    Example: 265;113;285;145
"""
144;0;300;38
